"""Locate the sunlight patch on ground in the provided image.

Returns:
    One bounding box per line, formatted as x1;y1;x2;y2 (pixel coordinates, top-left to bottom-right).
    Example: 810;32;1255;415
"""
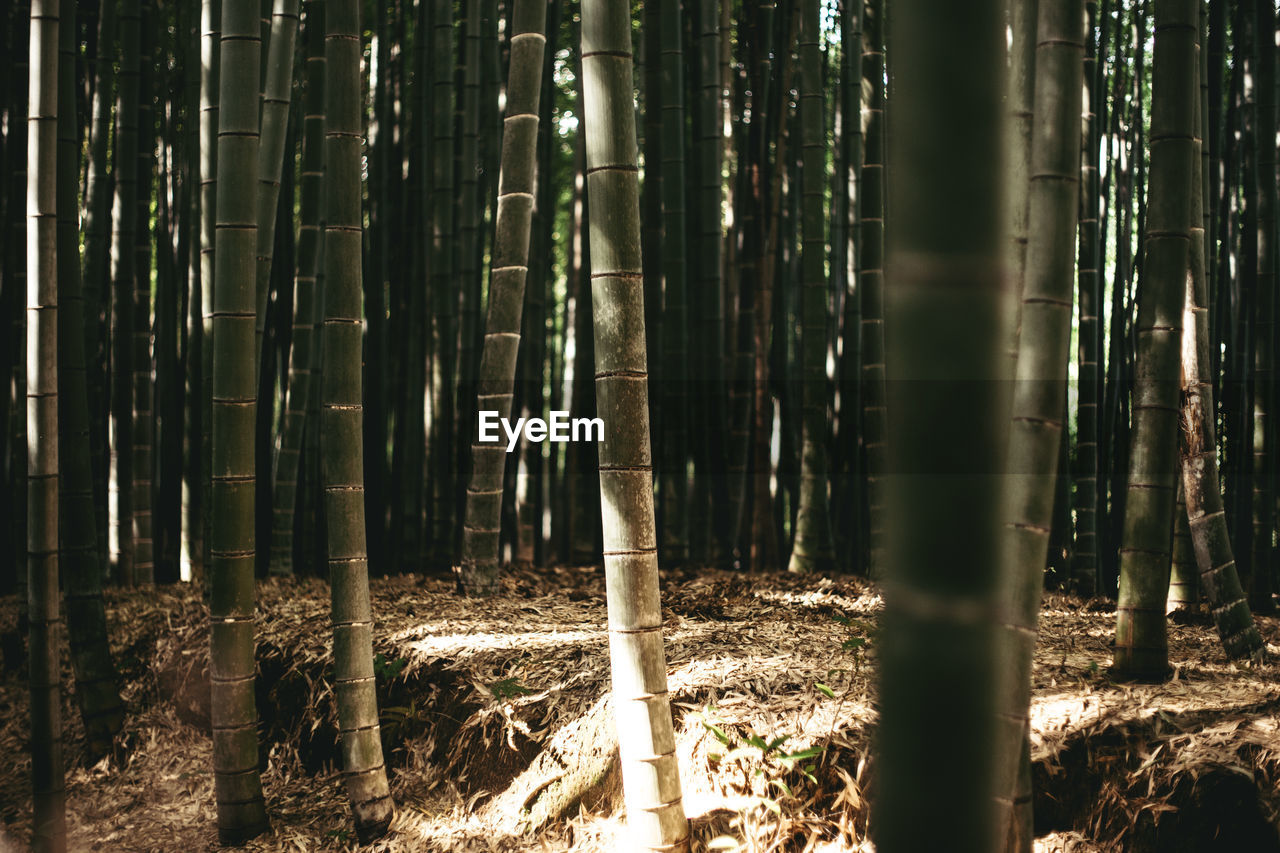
402;628;607;658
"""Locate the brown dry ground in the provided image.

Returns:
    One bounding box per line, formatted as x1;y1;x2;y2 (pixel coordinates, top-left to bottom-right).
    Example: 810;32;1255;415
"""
1;566;1279;852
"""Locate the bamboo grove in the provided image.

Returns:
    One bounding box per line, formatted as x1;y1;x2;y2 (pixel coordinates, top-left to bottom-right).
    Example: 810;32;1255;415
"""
1;0;1279;849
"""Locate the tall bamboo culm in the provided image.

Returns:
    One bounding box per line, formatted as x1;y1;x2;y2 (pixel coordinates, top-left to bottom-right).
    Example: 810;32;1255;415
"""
322;0;395;838
27;0;65;847
860;0;888;578
1248;0;1276;612
460;0;548;595
270;0;326;576
196;0;220;588
58;0;124;762
427;0;456;568
657;0;689;565
129;0;155;587
254;0;301;357
1178;9;1263;660
786;0;836;574
209;0;269;840
579;0;689;846
1073;0;1102;596
108;0;141;585
81;0;116;573
874;0;1009;846
993;0;1084;848
1113;0;1197;682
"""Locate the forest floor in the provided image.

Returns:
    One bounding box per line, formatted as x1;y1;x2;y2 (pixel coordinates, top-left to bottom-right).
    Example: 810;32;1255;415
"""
2;566;1280;852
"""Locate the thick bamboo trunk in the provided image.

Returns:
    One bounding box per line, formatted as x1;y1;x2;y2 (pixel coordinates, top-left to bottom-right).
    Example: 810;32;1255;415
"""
321;0;395;836
579;0;689;846
1178;20;1263;659
209;0;269;840
875;0;1008;847
1113;0;1198;682
993;1;1084;848
27;0;66;847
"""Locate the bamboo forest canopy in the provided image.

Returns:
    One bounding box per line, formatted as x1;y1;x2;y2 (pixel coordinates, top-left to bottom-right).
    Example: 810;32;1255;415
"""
2;0;1280;850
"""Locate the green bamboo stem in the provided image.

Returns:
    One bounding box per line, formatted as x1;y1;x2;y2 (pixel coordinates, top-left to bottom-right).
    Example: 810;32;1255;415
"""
875;0;1008;847
58;0;124;762
1114;0;1198;682
109;0;141;585
209;0;269;841
459;0;547;595
1073;0;1102;596
270;0;325;577
7;4;31;646
322;0;395;837
693;0;727;562
657;0;689;565
786;0;835;574
80;0;116;571
992;1;1084;848
427;0;456;567
1167;482;1198;611
389;0;428;573
254;0;301;362
27;0;65;847
860;0;887;578
1178;22;1263;659
456;0;483;534
1004;0;1037;361
832;0;864;570
130;0;156;587
1249;0;1276;613
579;0;689;846
198;0;221;590
749;2;791;574
182;0;204;584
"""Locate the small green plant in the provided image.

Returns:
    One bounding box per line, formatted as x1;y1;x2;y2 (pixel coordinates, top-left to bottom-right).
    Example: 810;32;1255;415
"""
373;652;407;682
701;705;825;811
379;698;431;747
489;676;534;701
831;612;875;652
